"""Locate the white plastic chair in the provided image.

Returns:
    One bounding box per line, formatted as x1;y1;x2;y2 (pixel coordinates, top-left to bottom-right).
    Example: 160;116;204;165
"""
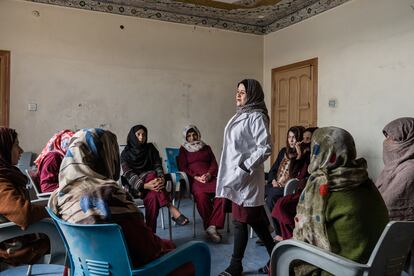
251;178;300;239
283;178;299;196
16;152;34;174
25;169;52;199
270;221;414;276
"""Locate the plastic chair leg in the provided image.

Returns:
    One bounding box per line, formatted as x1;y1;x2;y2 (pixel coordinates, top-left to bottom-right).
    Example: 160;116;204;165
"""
161;208;165;229
193;199;196;238
168;207;172;241
226;213;230;233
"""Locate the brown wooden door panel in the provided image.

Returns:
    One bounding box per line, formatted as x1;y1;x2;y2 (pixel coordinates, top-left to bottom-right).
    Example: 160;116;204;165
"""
0;51;10;127
271;58;317;163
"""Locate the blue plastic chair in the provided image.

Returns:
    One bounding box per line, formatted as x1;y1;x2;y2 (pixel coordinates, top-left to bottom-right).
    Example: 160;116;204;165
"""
165;147;191;200
46;208;211;276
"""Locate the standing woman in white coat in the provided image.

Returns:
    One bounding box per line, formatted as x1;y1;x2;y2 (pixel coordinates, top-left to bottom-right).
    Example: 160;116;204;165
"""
217;79;274;276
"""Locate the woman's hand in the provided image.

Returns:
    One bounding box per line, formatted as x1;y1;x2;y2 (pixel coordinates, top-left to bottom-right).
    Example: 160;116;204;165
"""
295;141;303;159
194;175;205;183
144;178;164;192
200;173;212;183
272;179;284;188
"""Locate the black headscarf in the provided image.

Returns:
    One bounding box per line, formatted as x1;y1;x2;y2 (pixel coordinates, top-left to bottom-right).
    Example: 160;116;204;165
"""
120;125;160;173
236;79;269;120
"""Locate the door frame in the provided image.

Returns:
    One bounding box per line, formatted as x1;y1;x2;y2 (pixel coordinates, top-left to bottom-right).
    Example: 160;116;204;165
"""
0;50;10;127
270;57;318;163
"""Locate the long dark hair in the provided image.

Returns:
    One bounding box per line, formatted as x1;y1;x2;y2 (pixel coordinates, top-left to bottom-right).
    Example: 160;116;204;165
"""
286;126;305;159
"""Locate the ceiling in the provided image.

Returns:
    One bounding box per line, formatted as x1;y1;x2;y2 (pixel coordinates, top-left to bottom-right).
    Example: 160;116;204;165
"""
28;0;350;34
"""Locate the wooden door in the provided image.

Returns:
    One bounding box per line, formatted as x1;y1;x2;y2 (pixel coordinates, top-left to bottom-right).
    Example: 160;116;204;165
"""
0;51;10;127
271;58;317;163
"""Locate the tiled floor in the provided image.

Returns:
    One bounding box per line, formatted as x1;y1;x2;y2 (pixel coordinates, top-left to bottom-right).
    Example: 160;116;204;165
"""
154;199;270;276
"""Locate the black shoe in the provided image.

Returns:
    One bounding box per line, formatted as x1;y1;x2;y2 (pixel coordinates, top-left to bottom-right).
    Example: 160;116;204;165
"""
219;262;243;276
218;270;242;276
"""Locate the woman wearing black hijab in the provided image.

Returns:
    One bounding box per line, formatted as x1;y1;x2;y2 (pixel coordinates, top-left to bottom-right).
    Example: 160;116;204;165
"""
121;125;189;232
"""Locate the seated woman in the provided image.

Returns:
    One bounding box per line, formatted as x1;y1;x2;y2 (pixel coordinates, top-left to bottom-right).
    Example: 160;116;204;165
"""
265;126;308;239
376;117;414;221
48;128;193;274
121;125;189;233
0;127;49;266
34;129;74;193
271;127;317;240
178;125;225;243
292;127;389;275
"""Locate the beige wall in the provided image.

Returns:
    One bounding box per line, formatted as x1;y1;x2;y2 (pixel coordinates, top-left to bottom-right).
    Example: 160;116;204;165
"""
264;0;414;179
2;0;413;177
0;0;263;160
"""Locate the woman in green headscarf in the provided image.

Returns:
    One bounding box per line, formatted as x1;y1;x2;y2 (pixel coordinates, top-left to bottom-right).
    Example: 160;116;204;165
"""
292;127;389;275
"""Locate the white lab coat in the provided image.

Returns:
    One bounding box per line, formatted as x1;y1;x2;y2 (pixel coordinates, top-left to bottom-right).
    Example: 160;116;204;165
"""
216;111;272;206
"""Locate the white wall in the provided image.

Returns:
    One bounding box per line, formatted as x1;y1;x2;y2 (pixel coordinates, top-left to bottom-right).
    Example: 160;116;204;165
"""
0;0;263;160
264;0;414;179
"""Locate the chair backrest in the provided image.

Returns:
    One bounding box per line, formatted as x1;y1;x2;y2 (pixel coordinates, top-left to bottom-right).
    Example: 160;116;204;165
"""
283;178;299;196
0;219;66;266
119;144;126;154
25;169;52;198
16;152;34;173
367;221;414;275
165;147;180;173
46;208;134;276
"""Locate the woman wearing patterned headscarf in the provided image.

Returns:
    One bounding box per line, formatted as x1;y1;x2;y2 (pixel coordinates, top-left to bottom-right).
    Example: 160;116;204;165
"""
121;125;189;233
376;117;414;221
216;79;273;276
291;127;389;275
34;129;74;192
48;129;193;273
0;127;49;266
178;125;225;243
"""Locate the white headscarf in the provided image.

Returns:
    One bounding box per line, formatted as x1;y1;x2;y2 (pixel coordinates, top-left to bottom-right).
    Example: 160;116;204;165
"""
182;125;206;152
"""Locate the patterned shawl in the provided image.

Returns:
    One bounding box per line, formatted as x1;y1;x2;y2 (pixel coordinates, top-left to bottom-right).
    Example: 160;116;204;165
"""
376;117;414;220
235;79;269;121
182;125;206;153
293;127;369;275
48;128;139;224
34;129;74;167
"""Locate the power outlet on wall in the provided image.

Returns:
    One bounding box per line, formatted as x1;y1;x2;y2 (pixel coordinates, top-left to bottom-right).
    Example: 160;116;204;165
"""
28;103;37;111
328;99;337;108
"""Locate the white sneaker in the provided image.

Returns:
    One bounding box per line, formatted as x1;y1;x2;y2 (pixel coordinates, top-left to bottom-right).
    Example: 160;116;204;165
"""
206;225;222;243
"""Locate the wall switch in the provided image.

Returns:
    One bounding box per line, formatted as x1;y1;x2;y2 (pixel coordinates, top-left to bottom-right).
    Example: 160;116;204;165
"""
328;99;337;108
28;103;37;111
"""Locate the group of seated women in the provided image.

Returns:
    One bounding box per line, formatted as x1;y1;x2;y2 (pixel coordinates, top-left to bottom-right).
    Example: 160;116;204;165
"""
0;115;412;275
34;123;226;242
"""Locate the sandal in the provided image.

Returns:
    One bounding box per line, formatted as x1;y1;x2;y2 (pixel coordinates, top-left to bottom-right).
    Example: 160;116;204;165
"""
172;214;189;226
